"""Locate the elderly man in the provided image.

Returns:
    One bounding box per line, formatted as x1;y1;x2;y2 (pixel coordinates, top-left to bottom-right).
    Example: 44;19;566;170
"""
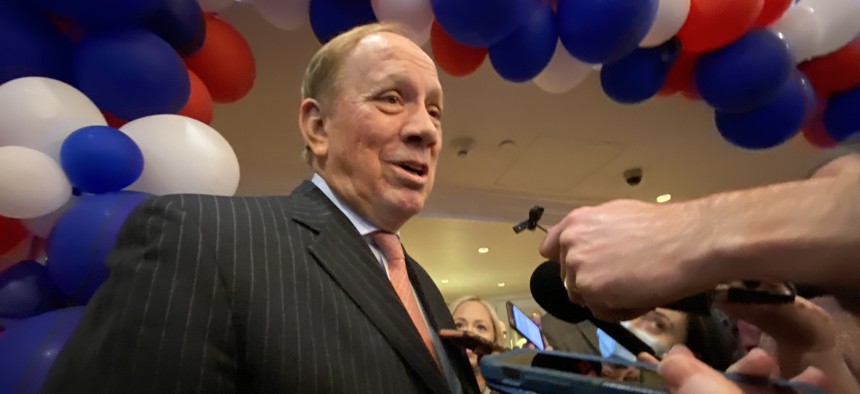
44;23;479;394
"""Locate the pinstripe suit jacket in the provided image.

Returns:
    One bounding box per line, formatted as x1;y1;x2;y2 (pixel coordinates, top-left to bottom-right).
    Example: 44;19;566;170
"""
43;181;480;394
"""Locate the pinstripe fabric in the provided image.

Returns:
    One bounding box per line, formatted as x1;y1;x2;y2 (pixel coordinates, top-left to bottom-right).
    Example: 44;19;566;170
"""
42;181;479;394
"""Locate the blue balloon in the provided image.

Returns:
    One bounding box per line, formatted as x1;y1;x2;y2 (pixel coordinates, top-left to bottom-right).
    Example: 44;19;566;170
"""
32;0;161;31
0;307;85;394
715;75;813;150
695;29;793;113
0;1;72;85
47;191;150;304
600;38;680;104
823;86;860;143
73;29;190;121
557;0;658;64
309;0;377;44
432;0;539;47
488;2;556;83
0;261;64;319
0;318;15;332
60;125;144;194
146;0;206;57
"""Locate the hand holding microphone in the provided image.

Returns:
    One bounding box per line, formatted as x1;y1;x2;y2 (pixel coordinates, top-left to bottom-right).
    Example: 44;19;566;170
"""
523;201;794;321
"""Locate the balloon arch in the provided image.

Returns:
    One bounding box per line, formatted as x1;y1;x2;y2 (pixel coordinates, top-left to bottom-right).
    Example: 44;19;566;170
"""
1;0;860;391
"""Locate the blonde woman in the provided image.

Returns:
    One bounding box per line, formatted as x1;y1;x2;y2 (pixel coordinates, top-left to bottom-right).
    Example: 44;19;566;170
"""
449;296;506;394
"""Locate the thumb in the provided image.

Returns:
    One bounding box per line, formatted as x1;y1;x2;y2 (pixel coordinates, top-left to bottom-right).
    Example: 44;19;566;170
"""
659;353;742;394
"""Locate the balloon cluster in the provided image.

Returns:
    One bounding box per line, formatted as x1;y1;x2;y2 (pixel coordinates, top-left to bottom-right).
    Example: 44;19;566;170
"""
0;1;250;391
249;0;860;151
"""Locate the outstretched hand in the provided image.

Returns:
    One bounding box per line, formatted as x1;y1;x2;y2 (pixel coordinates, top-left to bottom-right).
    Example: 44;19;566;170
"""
658;346;827;394
539;199;720;321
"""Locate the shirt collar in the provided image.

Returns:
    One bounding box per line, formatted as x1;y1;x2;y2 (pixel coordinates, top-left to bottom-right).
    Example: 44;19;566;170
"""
311;173;382;237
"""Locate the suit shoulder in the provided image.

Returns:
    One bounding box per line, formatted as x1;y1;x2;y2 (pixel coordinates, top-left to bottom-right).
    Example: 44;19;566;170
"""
140;194;289;215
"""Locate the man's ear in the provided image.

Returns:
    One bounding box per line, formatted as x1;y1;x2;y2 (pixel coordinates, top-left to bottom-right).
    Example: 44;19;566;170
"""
298;98;328;159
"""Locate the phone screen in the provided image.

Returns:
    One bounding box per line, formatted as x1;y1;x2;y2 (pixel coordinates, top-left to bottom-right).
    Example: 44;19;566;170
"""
506;301;545;350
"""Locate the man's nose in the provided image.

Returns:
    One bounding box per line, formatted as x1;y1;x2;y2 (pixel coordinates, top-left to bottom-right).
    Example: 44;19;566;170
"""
402;107;439;148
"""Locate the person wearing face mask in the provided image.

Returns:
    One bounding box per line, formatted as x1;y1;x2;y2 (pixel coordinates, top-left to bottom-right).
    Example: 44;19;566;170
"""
597;308;738;381
449;296;507;394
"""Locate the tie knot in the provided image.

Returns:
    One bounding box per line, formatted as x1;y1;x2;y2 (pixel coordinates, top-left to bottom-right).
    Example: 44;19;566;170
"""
371;231;405;262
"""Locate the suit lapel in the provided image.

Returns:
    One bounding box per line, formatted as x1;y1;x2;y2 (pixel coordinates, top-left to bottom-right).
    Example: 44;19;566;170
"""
289;182;449;393
408;255;481;394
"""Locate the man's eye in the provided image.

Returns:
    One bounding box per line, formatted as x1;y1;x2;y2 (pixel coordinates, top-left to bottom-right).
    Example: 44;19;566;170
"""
428;108;442;120
381;94;401;105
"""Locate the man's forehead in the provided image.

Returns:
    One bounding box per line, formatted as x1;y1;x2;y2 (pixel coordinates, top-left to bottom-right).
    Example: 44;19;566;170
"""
344;34;442;94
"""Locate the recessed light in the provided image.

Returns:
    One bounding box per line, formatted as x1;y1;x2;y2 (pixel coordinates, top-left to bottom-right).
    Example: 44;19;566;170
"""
478;247;489;254
497;282;506;287
656;194;672;203
440;279;449;284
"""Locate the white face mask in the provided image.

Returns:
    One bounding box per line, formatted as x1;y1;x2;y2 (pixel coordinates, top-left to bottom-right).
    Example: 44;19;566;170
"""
598;321;670;361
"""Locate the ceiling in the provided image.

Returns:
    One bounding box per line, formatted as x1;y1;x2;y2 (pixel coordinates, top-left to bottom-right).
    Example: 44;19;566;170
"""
212;5;834;307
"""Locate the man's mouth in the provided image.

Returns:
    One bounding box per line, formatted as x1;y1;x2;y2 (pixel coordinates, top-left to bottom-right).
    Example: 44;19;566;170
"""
396;161;428;177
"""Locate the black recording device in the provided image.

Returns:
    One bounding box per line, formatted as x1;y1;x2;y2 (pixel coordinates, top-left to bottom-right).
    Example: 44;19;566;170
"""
530;261;659;358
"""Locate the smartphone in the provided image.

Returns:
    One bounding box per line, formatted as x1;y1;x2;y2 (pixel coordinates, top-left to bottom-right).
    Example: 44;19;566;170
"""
506;301;545;350
481;349;829;394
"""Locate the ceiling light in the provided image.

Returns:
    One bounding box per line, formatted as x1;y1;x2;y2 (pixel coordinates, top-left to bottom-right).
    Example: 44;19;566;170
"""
478;247;489;254
656;194;672;203
497;282;506;287
440;279;449;284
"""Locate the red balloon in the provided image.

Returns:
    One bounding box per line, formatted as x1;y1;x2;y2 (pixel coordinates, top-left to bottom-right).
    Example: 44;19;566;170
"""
0;216;27;256
754;0;792;27
659;51;700;97
185;13;256;104
178;69;214;124
0;236;34;274
803;124;838;148
681;85;702;101
678;0;764;53
430;20;487;77
801;98;838;148
800;37;860;97
101;111;128;128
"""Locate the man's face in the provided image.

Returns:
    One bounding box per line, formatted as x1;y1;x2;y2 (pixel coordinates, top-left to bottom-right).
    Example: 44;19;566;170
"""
313;32;443;231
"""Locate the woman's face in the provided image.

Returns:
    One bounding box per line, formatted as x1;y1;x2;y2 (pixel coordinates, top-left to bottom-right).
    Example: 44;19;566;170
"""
630;308;689;352
453;300;496;368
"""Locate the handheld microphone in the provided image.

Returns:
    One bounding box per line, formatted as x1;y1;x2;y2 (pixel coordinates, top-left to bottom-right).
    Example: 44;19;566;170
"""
530;260;658;358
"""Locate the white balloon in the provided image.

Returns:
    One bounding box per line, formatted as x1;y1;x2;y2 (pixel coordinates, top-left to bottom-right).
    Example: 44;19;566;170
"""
770;3;823;63
371;0;434;46
640;0;691;48
198;0;235;12
251;0;309;31
120;115;240;196
0;146;72;219
533;42;593;94
803;0;860;58
22;195;77;238
0;77;106;160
